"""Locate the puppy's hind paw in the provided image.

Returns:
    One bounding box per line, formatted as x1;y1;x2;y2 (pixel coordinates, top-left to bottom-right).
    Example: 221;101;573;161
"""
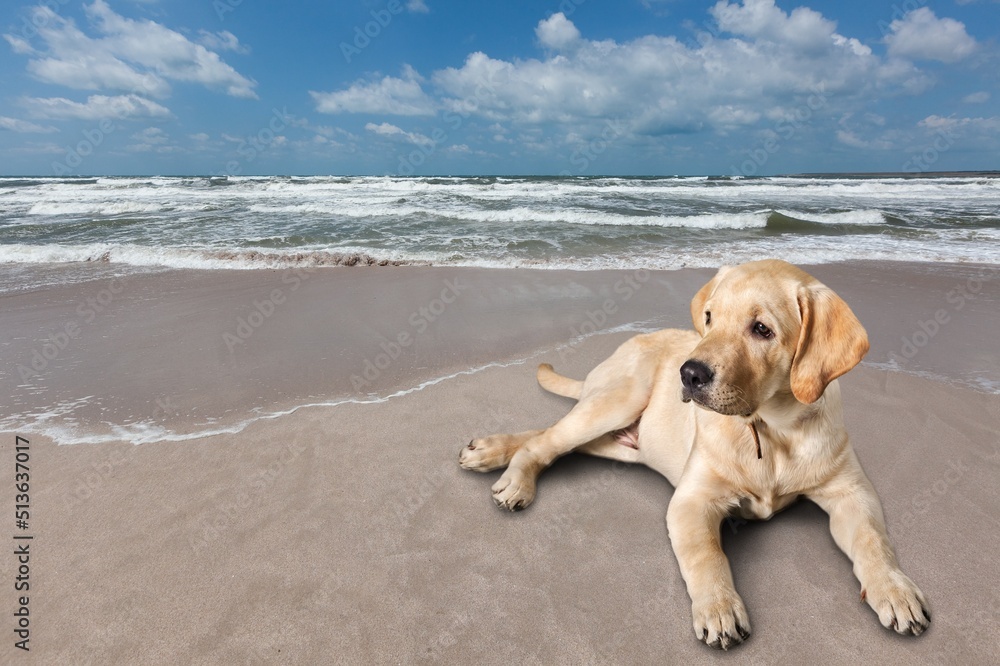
459;435;517;472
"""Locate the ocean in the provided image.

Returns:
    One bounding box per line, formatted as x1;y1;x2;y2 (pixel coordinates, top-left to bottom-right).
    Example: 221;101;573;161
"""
1;175;999;289
2;173;999;444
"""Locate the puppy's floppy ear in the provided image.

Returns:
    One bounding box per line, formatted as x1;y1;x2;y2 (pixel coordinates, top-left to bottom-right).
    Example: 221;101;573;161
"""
790;284;870;404
690;265;731;335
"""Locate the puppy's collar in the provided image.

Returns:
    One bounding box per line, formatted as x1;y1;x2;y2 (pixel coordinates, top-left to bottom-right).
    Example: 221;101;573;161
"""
748;420;763;460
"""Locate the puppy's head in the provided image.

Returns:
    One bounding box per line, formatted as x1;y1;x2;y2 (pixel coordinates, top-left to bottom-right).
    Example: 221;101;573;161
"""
680;260;869;417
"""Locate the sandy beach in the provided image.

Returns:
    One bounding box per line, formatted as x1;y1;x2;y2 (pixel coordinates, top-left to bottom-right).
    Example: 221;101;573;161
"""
2;261;999;663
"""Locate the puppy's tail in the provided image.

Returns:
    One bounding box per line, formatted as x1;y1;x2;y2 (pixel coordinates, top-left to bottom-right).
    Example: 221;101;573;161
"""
537;363;583;400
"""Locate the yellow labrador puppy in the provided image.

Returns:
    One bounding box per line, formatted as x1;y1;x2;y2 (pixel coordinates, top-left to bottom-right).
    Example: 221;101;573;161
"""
459;259;929;649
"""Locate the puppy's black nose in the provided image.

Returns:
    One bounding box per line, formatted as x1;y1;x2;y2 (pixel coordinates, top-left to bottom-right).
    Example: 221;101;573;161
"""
680;359;714;391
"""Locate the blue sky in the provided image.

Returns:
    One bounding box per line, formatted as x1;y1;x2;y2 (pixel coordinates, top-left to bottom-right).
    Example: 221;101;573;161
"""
1;0;997;176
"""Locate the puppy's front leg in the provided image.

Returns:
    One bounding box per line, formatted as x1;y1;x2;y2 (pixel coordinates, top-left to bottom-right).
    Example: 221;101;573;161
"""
809;451;930;636
667;485;750;650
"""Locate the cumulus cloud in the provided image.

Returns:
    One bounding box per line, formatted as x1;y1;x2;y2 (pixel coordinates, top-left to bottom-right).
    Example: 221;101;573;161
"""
126;126;177;152
3;1;257;99
711;0;837;52
85;0;257;97
406;0;430;13
196;30;249;54
962;91;990;104
312;66;435;116
428;6;921;138
536;13;581;50
364;121;433;146
835;129;891;150
310;0;962;153
0;116;58;133
22;94;171;120
885;8;977;63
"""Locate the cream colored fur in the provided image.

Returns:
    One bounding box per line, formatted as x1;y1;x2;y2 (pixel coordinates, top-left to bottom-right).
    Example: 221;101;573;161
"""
459;259;929;649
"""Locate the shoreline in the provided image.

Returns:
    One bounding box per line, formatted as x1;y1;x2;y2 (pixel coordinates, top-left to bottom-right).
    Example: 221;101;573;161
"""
2;259;998;446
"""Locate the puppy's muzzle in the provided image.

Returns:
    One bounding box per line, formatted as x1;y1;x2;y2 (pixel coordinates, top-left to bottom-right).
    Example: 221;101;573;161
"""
680;359;714;404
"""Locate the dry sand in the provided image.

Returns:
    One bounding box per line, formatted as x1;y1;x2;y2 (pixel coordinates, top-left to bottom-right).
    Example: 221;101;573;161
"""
1;261;998;663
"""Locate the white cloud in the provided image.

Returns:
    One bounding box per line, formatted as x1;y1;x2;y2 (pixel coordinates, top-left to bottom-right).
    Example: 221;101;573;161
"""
312;3;946;147
885;8;977;63
711;0;837;52
131;127;168;144
835;130;867;148
920;114;1000;133
835;129;891;150
0;116;58;133
364;121;433;146
312;66;435;116
406;0;430;13
536;13;581;50
19;6;170;97
22;94;171;120
430;8;920;139
189;132;210;142
3;1;257;98
3;34;34;55
962;91;990;104
196;30;249;54
85;0;257;97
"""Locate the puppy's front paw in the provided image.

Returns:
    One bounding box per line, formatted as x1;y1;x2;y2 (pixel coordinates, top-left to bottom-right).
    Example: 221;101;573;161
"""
863;570;930;636
691;590;751;650
459;436;515;472
491;469;536;511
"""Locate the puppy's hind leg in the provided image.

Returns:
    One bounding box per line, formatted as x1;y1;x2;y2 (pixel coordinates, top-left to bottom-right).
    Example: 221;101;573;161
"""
492;379;650;510
459;429;543;472
460;364;583;473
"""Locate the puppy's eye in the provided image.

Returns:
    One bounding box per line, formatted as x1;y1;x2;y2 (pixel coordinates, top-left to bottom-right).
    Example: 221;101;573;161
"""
705;311;711;326
752;322;774;339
